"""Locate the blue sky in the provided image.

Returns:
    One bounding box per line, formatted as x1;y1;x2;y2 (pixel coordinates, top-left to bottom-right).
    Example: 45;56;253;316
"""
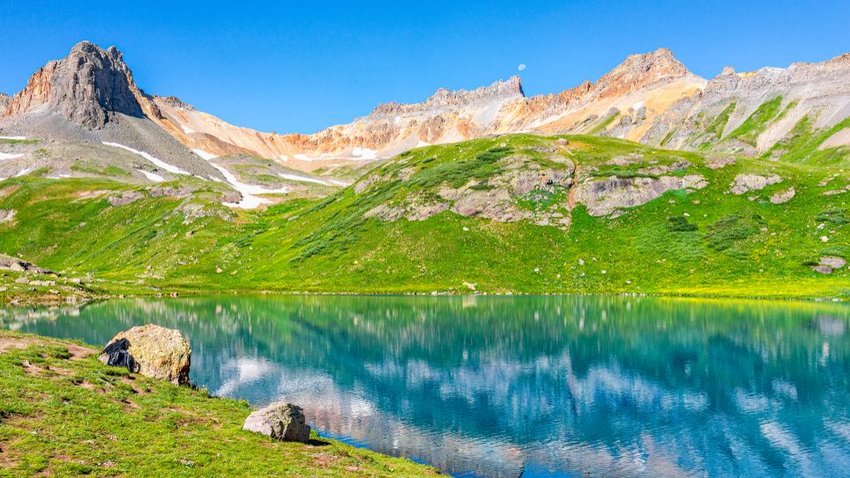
1;0;849;133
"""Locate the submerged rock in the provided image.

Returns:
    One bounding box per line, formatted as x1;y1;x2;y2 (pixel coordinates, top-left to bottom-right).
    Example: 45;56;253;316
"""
243;402;311;443
99;324;191;385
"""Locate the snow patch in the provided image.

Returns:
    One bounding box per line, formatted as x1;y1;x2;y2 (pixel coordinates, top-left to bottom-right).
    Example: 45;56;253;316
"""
416;140;430;148
181;124;196;135
293;153;314;161
0;153;23;161
192;149;218;160
351;146;377;160
210;163;287;209
0;136;27;140
15;168;33;177
102;142;190;175
327;179;352;187
278;173;331;185
136;169;165;183
46;174;72;179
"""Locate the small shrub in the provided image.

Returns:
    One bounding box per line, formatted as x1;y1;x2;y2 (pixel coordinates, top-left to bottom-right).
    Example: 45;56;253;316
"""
706;214;763;251
817;208;850;225
667;216;698;232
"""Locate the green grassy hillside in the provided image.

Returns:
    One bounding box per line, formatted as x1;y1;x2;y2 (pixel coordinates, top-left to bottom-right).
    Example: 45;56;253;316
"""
0;330;436;477
0;134;849;299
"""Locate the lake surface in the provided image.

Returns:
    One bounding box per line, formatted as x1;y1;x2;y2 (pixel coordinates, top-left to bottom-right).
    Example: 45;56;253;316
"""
2;295;849;477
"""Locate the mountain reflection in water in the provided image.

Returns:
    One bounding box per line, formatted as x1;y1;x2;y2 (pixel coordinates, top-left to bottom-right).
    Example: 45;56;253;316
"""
2;295;849;477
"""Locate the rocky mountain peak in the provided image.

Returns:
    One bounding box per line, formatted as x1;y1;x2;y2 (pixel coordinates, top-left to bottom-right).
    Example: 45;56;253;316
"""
593;48;691;98
427;76;525;105
155;96;196;111
4;41;146;129
48;41;145;128
370;76;524;118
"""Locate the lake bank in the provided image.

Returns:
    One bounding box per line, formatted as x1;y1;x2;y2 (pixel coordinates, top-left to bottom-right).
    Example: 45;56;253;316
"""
0;329;439;477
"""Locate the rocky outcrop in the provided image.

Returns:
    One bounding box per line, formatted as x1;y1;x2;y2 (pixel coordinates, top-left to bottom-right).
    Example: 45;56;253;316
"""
243;402;311;443
770;187;796;204
812;256;847;274
730;174;782;195
364;153;574;226
99;324;191;385
577;175;707;217
0;93;9;115
0;254;55;275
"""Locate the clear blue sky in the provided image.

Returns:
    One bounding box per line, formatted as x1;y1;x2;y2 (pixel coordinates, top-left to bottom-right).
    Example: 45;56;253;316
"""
1;0;849;134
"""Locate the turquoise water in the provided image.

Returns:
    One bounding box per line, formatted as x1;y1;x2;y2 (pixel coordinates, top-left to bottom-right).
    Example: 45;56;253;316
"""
2;295;849;477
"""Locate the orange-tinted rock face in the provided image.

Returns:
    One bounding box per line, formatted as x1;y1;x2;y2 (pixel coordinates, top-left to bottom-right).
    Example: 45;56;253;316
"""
5;60;58;117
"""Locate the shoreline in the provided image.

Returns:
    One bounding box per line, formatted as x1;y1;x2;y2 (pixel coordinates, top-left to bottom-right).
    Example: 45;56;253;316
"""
0;329;440;476
1;284;847;309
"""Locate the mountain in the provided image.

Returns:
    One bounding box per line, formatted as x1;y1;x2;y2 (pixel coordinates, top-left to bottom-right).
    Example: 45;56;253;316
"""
134;47;850;169
0;41;849;301
0;41;224;182
3;42;850;198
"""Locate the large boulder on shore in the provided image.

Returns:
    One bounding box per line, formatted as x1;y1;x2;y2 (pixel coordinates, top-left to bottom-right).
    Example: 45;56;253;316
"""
243;402;311;443
99;324;191;385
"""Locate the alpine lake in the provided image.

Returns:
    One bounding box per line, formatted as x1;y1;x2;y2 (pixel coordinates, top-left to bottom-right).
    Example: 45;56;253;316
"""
2;295;848;477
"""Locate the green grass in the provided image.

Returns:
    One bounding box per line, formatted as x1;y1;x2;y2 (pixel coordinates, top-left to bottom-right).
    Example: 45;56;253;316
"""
0;133;849;300
707;101;737;139
0;138;39;146
725;96;785;145
0;330;437;477
70;163;131;177
767;116;850;164
588;111;620;135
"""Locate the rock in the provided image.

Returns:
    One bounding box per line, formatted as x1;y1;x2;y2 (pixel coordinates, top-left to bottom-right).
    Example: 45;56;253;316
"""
108;191;144;206
0;254;56;275
770;188;796;204
243;402;311;443
729;174;782;195
813;265;834;274
820;256;847;269
99;325;191;385
576;175;708;217
705;156;736;170
0;209;15;223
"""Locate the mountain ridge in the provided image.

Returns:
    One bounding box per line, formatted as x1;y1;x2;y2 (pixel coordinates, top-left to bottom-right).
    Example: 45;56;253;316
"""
1;41;850;203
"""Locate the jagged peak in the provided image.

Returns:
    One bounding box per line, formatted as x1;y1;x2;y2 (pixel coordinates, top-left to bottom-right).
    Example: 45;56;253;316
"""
156;96;196;111
593;47;691;97
717;66;736;77
2;39;146;128
370;76;524;117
